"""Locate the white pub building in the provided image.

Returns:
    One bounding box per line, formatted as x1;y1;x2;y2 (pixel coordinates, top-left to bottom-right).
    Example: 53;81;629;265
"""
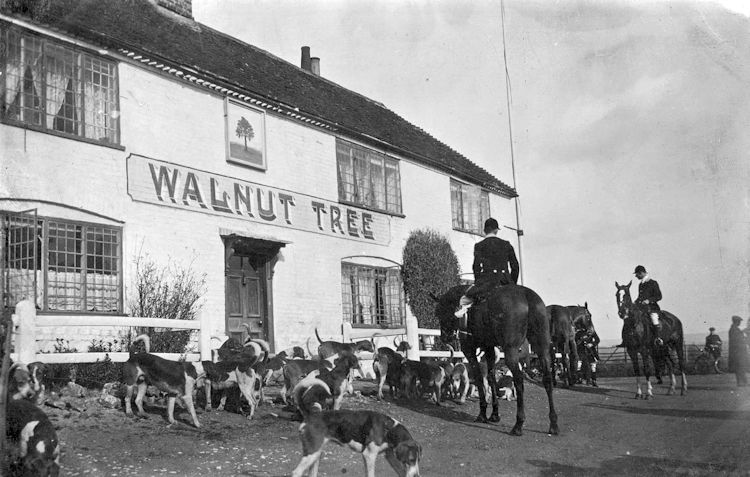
0;0;519;352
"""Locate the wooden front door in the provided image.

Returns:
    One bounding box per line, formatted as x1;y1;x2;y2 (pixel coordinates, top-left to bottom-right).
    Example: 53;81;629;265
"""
225;254;267;343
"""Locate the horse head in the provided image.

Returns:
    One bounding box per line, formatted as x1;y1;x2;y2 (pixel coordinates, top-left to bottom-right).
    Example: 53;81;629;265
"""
615;281;633;319
432;285;469;345
571;302;594;333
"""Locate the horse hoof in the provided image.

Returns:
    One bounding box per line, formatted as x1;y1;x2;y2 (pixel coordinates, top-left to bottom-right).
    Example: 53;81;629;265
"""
548;425;559;436
475;415;489;424
510;426;523;436
634;394;642;400
489;414;500;423
645;395;653;400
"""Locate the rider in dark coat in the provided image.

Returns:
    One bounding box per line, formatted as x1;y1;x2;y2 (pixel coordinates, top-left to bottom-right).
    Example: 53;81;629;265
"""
728;315;748;386
634;265;663;345
454;218;519;319
705;327;722;359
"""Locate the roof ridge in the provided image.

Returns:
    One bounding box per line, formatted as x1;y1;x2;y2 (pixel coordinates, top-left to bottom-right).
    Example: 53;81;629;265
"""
193;21;392;111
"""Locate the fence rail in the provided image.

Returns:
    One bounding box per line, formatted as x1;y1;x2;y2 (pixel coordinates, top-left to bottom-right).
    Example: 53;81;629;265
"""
10;299;212;364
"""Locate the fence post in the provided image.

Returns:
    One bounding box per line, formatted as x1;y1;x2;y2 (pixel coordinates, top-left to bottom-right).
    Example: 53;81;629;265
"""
199;310;211;362
405;314;420;361
14;300;37;364
341;322;352;343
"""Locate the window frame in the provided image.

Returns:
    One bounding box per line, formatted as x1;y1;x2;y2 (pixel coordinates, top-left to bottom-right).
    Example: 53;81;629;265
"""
341;261;405;329
0;23;121;145
451;179;491;235
336;138;403;216
1;210;124;314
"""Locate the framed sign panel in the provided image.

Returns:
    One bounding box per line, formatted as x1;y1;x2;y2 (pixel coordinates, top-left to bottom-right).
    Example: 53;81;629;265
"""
225;98;267;170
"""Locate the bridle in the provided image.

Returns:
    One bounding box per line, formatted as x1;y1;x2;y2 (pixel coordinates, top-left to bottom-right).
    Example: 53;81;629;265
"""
616;288;632;319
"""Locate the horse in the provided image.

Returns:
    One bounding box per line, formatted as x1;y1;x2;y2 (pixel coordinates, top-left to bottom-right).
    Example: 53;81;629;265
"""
615;281;687;398
569;303;593;333
546;305;579;387
435;284;558;436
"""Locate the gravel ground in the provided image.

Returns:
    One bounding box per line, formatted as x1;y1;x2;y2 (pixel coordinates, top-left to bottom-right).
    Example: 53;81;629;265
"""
47;373;750;476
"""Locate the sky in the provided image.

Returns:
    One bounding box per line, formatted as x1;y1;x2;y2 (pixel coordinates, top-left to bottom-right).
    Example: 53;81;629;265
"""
193;0;749;342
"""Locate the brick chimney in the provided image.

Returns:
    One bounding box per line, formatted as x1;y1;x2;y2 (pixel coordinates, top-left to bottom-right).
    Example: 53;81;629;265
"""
301;46;312;72
156;0;193;18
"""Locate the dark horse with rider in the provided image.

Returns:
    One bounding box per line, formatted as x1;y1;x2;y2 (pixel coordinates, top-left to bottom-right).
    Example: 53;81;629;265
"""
435;218;559;436
615;265;687;398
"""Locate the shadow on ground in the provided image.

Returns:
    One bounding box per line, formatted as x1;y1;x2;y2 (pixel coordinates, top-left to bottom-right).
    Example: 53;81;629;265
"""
584;402;750;420
528;454;742;476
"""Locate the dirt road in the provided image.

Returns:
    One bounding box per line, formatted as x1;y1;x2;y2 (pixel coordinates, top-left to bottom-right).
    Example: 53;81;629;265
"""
53;373;749;476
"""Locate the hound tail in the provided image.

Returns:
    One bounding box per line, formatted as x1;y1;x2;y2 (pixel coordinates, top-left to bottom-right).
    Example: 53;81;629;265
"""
132;334;151;354
246;338;271;364
314;328;324;345
306;337;315;359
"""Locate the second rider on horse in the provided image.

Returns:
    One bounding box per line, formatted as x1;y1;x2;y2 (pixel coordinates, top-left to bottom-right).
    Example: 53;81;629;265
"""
634;265;664;346
454;218;519;320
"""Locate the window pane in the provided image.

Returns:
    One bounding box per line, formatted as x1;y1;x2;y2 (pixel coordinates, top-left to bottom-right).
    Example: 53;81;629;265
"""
1;27;119;143
341;262;403;327
370;155;385;210
47;221;83;311
84;226;120;312
336;142;355;202
450;180;463;229
385;159;402;214
45;43;81;135
353;148;369;205
480;190;490;227
335;139;402;214
3;30;44;125
83;57;119;142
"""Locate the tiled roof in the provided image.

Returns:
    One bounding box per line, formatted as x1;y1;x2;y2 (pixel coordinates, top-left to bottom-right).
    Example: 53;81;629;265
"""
2;0;516;197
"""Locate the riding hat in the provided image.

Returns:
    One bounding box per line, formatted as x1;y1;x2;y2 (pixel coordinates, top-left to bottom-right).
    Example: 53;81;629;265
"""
709;327;715;332
483;218;499;234
732;315;743;324
633;265;647;274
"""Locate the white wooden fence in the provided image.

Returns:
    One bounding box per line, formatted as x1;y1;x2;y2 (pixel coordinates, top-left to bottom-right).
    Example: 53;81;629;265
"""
10;299;557;366
10;299;213;364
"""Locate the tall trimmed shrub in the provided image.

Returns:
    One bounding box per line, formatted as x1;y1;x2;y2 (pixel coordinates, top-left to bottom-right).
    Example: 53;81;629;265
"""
402;229;461;328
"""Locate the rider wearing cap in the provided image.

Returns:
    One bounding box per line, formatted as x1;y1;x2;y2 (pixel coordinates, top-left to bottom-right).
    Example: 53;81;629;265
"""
634;265;663;346
454;218;519;320
705;327;722;366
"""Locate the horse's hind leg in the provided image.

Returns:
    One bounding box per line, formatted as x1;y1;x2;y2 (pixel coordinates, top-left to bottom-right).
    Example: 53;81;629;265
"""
504;347;525;435
536;348;559;435
467;352;489;423
485;347;500;423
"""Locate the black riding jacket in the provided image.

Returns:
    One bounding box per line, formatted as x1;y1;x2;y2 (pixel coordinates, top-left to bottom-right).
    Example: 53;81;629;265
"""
472;236;519;286
636;278;662;311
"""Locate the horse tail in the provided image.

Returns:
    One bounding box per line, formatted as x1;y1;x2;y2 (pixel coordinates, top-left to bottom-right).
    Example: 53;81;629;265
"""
524;288;550;356
314;328;324;345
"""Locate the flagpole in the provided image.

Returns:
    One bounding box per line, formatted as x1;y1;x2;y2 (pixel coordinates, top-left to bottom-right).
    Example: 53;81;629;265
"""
500;0;524;285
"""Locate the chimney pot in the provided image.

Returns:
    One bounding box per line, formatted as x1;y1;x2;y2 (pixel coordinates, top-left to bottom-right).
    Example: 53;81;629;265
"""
301;46;312;71
311;57;320;76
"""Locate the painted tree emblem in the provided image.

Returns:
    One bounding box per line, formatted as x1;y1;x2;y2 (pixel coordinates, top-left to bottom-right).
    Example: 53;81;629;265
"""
235;116;255;150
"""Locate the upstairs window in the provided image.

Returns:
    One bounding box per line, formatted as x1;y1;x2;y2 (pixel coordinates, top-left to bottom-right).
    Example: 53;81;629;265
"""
341;262;404;328
1;25;119;144
451;179;490;235
336;139;402;215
